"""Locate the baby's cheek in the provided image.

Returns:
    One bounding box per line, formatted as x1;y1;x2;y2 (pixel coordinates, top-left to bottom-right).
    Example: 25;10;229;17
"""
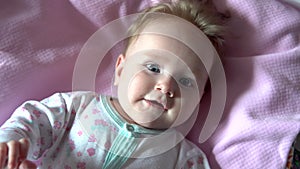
182;90;201;111
129;71;153;89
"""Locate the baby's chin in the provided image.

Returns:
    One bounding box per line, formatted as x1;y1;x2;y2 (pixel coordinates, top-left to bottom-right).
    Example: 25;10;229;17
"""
137;122;171;130
134;118;178;130
132;112;186;130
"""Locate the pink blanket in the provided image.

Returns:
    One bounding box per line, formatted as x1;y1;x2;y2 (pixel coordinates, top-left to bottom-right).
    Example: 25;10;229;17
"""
1;0;299;168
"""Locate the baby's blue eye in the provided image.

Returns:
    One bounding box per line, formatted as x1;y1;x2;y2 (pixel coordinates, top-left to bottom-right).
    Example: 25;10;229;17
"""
179;78;193;87
146;64;160;73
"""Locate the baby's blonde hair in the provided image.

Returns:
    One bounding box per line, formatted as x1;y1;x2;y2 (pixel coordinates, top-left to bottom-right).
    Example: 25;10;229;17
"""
124;0;226;55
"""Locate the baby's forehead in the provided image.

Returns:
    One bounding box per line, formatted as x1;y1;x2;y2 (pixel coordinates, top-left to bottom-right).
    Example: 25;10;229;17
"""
126;14;213;80
128;16;213;58
128;34;204;66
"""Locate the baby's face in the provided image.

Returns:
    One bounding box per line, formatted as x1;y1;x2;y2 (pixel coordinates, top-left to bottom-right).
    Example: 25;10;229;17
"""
114;33;207;129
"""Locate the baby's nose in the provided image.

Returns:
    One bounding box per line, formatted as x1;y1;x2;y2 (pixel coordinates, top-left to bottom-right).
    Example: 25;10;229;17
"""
154;75;176;97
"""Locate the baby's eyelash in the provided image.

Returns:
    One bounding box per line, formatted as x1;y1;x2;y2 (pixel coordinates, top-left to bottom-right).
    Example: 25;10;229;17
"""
145;63;160;73
179;77;193;87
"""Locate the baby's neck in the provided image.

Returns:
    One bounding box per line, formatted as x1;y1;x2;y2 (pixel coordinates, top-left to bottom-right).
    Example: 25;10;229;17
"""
109;97;136;124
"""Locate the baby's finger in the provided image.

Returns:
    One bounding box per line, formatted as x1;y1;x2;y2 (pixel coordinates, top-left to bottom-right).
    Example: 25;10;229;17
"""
0;143;8;169
19;160;37;169
18;138;30;161
7;140;20;169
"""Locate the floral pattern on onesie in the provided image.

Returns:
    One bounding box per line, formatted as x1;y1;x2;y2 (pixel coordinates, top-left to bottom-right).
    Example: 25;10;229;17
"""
0;91;210;169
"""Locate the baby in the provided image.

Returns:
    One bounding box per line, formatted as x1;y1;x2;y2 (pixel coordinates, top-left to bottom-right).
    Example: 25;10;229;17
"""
0;0;225;168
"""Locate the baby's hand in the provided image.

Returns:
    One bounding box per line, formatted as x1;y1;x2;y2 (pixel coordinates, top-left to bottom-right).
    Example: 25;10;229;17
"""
0;138;36;169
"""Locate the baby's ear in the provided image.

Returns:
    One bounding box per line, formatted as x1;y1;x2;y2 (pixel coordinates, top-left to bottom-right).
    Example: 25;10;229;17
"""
114;54;125;85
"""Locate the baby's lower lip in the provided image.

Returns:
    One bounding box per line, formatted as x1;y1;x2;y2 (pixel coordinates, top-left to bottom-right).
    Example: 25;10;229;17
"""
144;99;166;110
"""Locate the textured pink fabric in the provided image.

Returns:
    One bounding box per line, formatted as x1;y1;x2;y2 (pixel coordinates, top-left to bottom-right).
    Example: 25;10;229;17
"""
0;0;299;168
188;0;300;168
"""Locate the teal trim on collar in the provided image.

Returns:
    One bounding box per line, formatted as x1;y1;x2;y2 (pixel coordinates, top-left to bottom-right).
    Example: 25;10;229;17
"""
100;95;164;136
99;95;166;169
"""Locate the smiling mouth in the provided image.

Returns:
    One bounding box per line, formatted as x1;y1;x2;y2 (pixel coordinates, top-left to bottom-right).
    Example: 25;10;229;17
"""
144;99;168;111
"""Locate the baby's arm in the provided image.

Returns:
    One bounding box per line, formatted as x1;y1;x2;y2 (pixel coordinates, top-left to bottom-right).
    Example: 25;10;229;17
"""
0;92;76;168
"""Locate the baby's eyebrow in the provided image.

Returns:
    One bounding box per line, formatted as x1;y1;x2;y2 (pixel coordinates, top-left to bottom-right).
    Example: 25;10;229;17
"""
138;50;205;78
136;51;158;58
146;51;168;57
